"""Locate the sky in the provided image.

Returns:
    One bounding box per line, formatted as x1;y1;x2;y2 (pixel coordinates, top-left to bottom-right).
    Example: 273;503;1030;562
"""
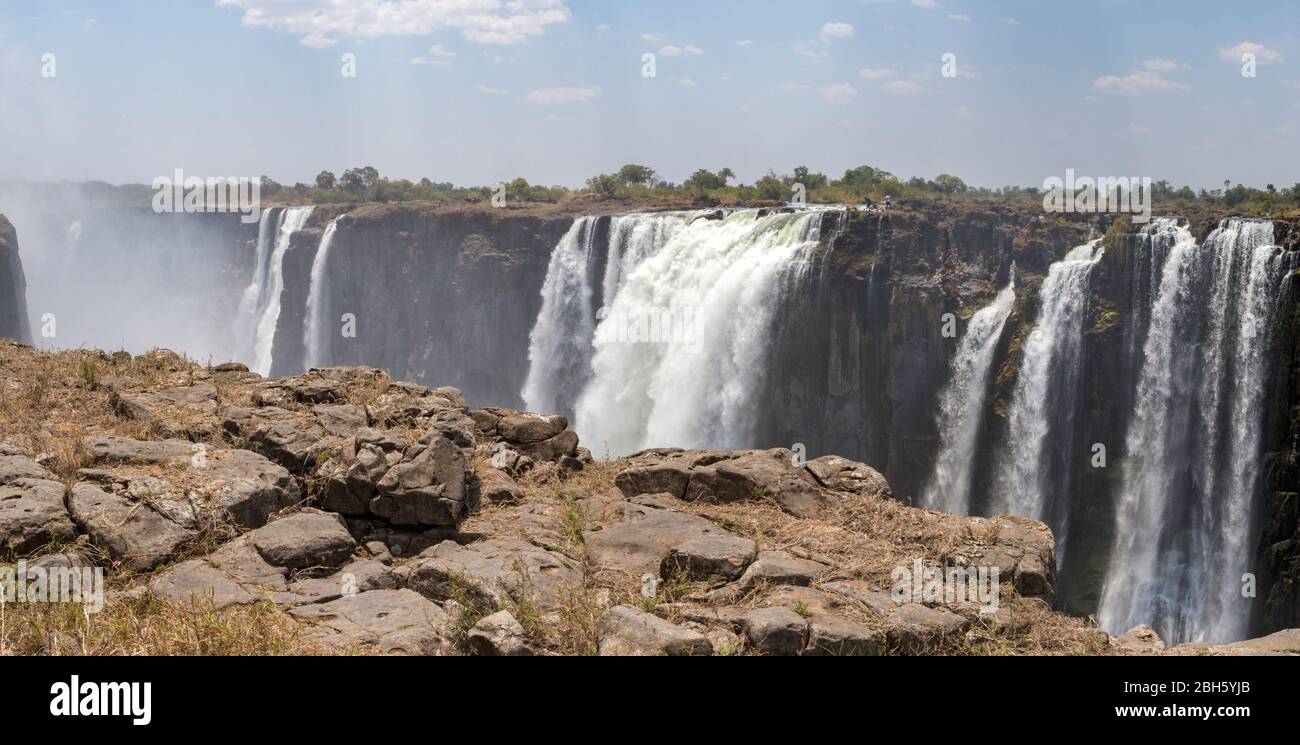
1;0;1298;190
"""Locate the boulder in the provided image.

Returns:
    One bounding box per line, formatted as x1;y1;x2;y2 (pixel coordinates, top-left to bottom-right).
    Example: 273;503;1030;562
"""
805;455;895;502
597;605;712;656
738;607;809;656
69;483;196;571
467;610;534;656
0;477;77;559
1113;624;1166;654
81;436;299;530
660;534;758;583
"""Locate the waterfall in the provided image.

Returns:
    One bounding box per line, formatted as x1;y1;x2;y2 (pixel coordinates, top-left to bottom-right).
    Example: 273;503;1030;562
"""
573;209;823;456
995;240;1104;558
249;206;313;376
521;216;602;418
1099;218;1284;643
523;208;827;455
922;272;1016;514
303;217;339;370
234;208;277;364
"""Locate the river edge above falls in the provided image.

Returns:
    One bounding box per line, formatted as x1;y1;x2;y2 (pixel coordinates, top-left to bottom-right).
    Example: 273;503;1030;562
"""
3;196;1300;645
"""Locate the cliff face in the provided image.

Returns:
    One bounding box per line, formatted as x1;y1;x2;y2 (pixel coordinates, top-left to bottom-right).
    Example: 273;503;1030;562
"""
0;215;32;343
756;205;1300;633
271;205;574;408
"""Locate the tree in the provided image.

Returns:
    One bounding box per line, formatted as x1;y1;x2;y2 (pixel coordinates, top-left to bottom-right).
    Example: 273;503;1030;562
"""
791;166;827;189
586;173;620;196
718;167;735;185
617;164;656;187
684;169;725;193
315;170;336;190
932;174;968;194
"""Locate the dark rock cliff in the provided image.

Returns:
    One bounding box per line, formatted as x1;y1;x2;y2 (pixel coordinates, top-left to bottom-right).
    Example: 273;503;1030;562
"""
0;214;32;343
270;204;574;408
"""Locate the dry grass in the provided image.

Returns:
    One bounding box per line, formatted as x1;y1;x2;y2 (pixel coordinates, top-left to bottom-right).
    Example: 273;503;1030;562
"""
0;594;328;656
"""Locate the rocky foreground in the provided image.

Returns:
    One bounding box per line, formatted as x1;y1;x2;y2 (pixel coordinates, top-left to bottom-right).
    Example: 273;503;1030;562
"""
1;341;1296;656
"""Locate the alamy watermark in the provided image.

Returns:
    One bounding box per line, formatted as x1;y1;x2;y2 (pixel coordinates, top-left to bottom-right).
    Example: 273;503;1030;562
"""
595;305;701;351
1042;169;1152;224
891;558;1000;614
151;169;261;224
1;560;105;613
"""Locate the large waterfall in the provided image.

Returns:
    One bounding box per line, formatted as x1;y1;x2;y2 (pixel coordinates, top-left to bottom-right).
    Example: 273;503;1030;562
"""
243;206;313;376
995;240;1104;559
922;273;1016;514
1099;218;1286;643
524;209;825;456
303;217;339;370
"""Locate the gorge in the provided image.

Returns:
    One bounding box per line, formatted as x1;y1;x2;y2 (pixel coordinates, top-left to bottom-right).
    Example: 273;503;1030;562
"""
1;187;1298;646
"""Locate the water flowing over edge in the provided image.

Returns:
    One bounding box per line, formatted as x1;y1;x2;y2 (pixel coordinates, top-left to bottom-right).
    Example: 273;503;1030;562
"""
922;271;1016;514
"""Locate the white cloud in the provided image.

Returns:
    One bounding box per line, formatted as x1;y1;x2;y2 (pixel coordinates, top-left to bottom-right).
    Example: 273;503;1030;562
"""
477;84;510;95
821;83;858;103
882;80;923;94
659;45;703;56
218;0;571;46
859;67;897;80
410;44;455;65
670;76;697;88
526;85;600;104
640;33;662;42
1143;58;1187;72
1000;17;1021;25
820;22;855;43
779;83;813;91
793;43;827;60
1128;123;1151;134
1092;70;1189;95
1218;41;1283;64
596;23;610;32
735;39;754;46
948;14;971;21
911;0;937;7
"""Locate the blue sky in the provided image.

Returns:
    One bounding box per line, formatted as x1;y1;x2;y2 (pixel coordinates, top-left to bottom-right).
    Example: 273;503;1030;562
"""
1;0;1298;190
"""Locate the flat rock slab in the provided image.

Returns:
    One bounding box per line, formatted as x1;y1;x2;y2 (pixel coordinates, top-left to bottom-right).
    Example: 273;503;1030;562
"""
399;538;580;612
69;483;196;571
81;436;300;529
584;502;732;578
660;534;758;582
0;454;56;484
598;605;712;656
614;448;876;518
145;510;362;609
110;382;219;438
290;589;452;655
822;579;969;654
0;477;77;559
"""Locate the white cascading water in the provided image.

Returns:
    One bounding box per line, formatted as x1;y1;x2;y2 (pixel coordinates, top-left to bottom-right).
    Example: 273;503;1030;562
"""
524;208;826;456
995;240;1104;559
922;272;1016;514
233;208;277;364
1099;218;1284;643
523;212;688;419
521;216;602;417
249;206;313;376
576;210;823;455
303;217;340;370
